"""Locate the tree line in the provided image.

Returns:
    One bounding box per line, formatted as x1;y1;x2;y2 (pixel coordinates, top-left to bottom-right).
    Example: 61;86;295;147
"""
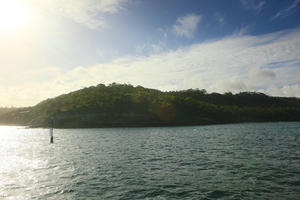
0;83;299;128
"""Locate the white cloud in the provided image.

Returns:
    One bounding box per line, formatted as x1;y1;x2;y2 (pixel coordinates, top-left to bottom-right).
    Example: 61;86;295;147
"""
172;14;202;38
136;29;168;55
233;25;251;36
247;68;276;89
248;68;276;79
214;12;225;24
1;28;300;106
215;78;249;93
96;49;105;58
267;84;300;97
30;0;127;29
271;12;281;20
135;41;166;55
271;0;300;20
287;0;300;10
240;0;266;13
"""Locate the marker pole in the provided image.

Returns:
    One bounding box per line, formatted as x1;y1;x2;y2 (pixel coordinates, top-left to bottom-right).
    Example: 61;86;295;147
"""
50;117;54;143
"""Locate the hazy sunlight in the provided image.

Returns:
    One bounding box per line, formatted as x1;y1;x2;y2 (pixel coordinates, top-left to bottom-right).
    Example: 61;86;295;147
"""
0;0;31;32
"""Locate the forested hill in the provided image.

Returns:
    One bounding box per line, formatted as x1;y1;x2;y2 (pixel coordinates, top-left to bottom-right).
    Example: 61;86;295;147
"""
0;83;300;128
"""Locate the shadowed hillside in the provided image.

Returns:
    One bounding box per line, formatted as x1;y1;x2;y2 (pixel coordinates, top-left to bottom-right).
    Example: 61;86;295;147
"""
0;83;300;128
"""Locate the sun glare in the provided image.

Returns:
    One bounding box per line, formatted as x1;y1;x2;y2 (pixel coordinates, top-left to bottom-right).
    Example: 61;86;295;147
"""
0;0;31;32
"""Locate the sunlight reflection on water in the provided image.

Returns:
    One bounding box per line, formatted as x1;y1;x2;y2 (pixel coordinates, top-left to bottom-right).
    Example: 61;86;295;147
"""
0;123;300;199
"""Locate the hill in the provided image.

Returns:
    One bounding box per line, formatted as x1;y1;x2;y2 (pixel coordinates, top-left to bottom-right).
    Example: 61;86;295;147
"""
0;83;300;128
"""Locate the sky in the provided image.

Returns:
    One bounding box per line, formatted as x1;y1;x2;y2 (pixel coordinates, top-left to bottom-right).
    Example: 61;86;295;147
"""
0;0;300;107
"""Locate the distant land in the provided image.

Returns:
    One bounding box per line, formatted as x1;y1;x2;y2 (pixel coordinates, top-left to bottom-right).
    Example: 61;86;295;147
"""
0;83;300;128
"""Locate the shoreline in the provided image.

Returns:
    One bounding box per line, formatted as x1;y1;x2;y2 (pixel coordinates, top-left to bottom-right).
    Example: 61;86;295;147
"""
1;120;299;129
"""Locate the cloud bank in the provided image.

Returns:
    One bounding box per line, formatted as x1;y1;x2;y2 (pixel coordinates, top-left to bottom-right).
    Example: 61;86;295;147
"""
1;28;300;106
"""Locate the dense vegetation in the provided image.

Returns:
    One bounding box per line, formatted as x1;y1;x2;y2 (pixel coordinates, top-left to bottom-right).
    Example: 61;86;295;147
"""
0;83;300;128
0;107;18;115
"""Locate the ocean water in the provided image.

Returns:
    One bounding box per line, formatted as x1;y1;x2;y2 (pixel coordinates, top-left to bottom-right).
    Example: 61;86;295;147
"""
0;122;299;200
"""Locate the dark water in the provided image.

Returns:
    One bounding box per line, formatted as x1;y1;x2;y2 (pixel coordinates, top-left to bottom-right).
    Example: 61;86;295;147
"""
0;122;300;199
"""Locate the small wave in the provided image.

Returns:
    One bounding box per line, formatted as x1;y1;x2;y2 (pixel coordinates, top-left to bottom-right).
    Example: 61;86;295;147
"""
290;181;300;186
206;190;232;199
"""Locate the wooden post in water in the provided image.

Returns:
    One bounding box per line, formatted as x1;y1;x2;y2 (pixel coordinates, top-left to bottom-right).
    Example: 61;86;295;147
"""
50;117;54;143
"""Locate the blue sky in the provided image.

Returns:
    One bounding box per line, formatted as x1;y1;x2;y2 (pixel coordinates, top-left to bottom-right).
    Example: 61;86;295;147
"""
42;0;300;66
0;0;300;106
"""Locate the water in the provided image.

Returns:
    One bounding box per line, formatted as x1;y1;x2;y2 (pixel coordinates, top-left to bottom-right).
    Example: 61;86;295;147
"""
0;122;300;199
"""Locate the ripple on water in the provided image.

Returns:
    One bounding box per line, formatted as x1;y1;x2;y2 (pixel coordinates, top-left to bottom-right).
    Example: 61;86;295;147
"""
0;122;300;199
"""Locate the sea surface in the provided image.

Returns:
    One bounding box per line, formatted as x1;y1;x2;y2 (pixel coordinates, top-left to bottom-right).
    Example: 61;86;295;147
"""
0;122;300;199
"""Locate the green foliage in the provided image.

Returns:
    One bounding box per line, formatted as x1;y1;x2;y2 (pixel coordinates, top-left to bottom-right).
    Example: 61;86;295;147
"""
0;83;299;128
